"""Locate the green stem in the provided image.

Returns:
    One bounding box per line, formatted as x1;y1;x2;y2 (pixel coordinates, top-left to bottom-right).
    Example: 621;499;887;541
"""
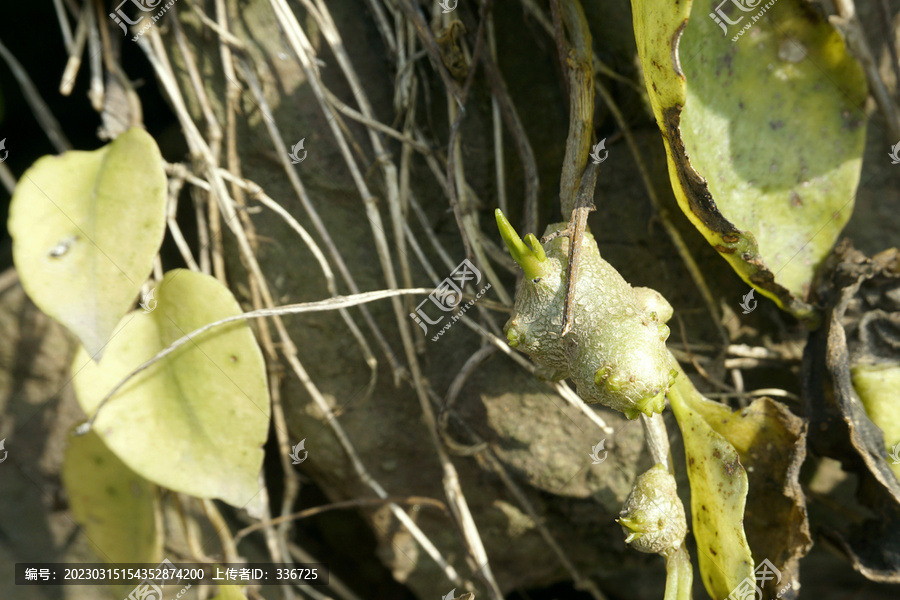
662;354;696;600
667;351;702;416
664;545;694;600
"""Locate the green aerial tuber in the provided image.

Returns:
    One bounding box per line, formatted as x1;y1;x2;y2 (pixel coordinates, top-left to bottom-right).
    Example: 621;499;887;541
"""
496;209;676;419
617;463;687;555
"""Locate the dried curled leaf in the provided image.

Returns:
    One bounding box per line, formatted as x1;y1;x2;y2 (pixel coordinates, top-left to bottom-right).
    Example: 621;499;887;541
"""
804;242;900;582
497;210;675;419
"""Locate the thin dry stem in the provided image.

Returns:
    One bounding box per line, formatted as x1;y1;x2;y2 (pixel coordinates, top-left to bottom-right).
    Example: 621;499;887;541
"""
235;46;405;384
423;380;609;600
200;498;239;562
0;162;16;196
832;0;900;140
165;176;201;272
172;494;216;562
556;0;595;217
127;30;467;590
0;37;72;151
76;286;433;434
86;0;103;112
60;7;89;96
287;542;367;600
271;3;502;594
487;13;507;217
235;496;449;545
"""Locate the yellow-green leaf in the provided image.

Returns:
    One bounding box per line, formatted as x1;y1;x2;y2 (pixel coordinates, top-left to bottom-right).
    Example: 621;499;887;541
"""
632;0;866;319
669;366;753;599
8;128;167;357
72;269;270;513
852;363;900;480
687;396;810;597
61;429;162;563
211;585;248;600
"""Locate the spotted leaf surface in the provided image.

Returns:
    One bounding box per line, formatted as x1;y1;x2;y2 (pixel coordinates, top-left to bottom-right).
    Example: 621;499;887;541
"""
669;364;754;598
632;0;866;318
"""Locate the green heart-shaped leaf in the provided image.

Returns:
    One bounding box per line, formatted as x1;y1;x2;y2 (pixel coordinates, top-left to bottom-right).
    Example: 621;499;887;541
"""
8;128;167;357
632;0;866;318
62;429;162;564
72;269;270;513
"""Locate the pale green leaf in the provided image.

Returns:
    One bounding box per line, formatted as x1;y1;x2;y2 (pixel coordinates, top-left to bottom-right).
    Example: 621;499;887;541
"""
8;128;167;357
211;585;248;600
72;269;270;513
61;429;162;564
669;366;754;599
632;0;866;319
852;363;900;480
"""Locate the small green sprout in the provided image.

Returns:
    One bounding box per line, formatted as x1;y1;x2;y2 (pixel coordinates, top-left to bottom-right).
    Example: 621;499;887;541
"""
495;209;550;281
